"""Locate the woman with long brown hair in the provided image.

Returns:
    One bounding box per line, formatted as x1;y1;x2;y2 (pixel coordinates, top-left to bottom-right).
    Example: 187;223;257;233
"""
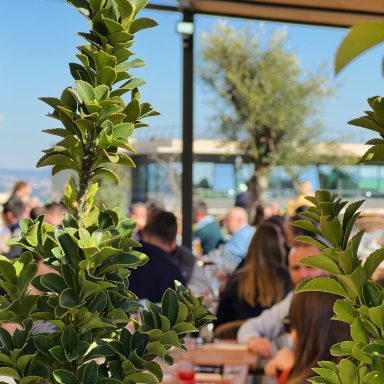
214;223;292;327
265;291;350;384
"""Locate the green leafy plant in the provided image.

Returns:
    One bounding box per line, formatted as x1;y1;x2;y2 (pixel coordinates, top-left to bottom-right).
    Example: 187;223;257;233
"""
293;96;384;383
336;22;384;74
0;1;213;383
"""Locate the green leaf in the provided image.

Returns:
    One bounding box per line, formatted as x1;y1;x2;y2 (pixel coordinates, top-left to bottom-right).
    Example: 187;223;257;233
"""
129;17;158;33
0;367;20;379
161;330;181;349
97;66;117;87
124;99;141;123
363;371;384;384
338;267;366;300
82;360;98;384
359;145;384;163
75;80;95;103
294;235;327;249
351;318;369;344
37;153;77;170
125;372;158;384
146;341;166;358
335;22;384;74
364;249;384;278
172;322;198;334
59;288;83;308
336;246;360;275
338;359;358;384
61;326;80;362
161;288;179;327
333;299;357;324
40;273;67;294
92;167;119;185
368;302;384;329
296;277;347;297
311;368;341;384
0;259;17;284
320;216;343;247
362;343;384;357
300;255;341;275
53;369;78;384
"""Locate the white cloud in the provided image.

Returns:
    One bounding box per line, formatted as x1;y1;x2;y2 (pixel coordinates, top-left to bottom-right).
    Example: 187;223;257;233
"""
0;114;4;123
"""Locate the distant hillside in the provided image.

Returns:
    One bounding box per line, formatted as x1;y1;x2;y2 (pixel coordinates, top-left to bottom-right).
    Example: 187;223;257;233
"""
0;168;51;203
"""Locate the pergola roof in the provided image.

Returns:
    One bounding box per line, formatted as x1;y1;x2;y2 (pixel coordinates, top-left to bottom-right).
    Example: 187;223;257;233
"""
151;0;384;27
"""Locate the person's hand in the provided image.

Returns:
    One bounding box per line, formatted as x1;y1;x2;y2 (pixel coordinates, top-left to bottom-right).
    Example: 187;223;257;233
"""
264;347;294;379
247;337;273;358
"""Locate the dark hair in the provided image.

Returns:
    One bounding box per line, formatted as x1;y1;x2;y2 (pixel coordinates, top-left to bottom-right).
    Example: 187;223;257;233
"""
30;206;46;220
237;223;286;307
193;200;208;215
2;198;25;219
45;202;67;214
287;291;350;384
266;215;286;238
143;210;177;244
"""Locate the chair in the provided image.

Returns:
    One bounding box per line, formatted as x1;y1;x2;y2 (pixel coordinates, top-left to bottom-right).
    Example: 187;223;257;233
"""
213;320;246;340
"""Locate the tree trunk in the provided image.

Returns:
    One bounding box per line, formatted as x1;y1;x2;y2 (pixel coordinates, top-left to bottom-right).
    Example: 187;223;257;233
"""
248;169;270;225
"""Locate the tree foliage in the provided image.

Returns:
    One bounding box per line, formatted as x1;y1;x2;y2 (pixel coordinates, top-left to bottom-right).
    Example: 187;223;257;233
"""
198;23;333;215
0;1;213;383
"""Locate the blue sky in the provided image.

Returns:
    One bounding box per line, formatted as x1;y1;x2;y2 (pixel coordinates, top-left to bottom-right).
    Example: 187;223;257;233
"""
0;0;383;169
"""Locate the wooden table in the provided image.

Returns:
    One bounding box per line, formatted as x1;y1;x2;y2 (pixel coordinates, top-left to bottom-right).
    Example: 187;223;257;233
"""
162;340;257;383
193;341;257;368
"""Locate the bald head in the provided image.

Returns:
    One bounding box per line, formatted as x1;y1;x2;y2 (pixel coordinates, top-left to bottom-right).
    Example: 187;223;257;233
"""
288;245;323;286
225;207;249;234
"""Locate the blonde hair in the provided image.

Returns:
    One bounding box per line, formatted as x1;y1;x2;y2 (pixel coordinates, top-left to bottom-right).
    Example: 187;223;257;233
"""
237;223;286;307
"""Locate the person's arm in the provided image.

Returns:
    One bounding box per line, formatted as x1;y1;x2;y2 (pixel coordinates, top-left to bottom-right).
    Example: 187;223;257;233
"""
237;291;293;343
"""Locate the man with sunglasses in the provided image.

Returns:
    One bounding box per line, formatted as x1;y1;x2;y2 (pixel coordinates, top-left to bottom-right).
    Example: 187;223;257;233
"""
237;244;323;358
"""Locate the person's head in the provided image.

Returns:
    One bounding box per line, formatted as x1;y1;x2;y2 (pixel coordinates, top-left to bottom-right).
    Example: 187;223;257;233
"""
193;201;208;223
142;210;178;253
29;206;46;220
287;291;350;384
11;181;32;201
238;223;286;307
45;202;67;226
225;207;249;235
129;203;147;232
2;199;25;225
252;205;266;227
288;245;322;286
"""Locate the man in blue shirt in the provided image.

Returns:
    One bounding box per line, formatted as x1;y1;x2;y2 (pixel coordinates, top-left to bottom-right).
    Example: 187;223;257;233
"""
223;207;255;261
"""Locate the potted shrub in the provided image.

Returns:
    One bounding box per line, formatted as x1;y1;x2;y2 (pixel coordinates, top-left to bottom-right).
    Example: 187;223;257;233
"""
0;0;213;383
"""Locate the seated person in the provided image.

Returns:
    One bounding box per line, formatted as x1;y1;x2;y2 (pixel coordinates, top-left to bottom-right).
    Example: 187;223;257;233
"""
223;207;255;261
193;201;223;255
264;291;350;383
44;202;67;226
237;244;323;358
214;223;292;327
2;199;25;258
129;210;186;303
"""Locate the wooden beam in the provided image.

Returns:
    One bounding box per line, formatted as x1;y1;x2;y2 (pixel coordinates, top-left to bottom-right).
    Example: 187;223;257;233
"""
191;0;384;27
